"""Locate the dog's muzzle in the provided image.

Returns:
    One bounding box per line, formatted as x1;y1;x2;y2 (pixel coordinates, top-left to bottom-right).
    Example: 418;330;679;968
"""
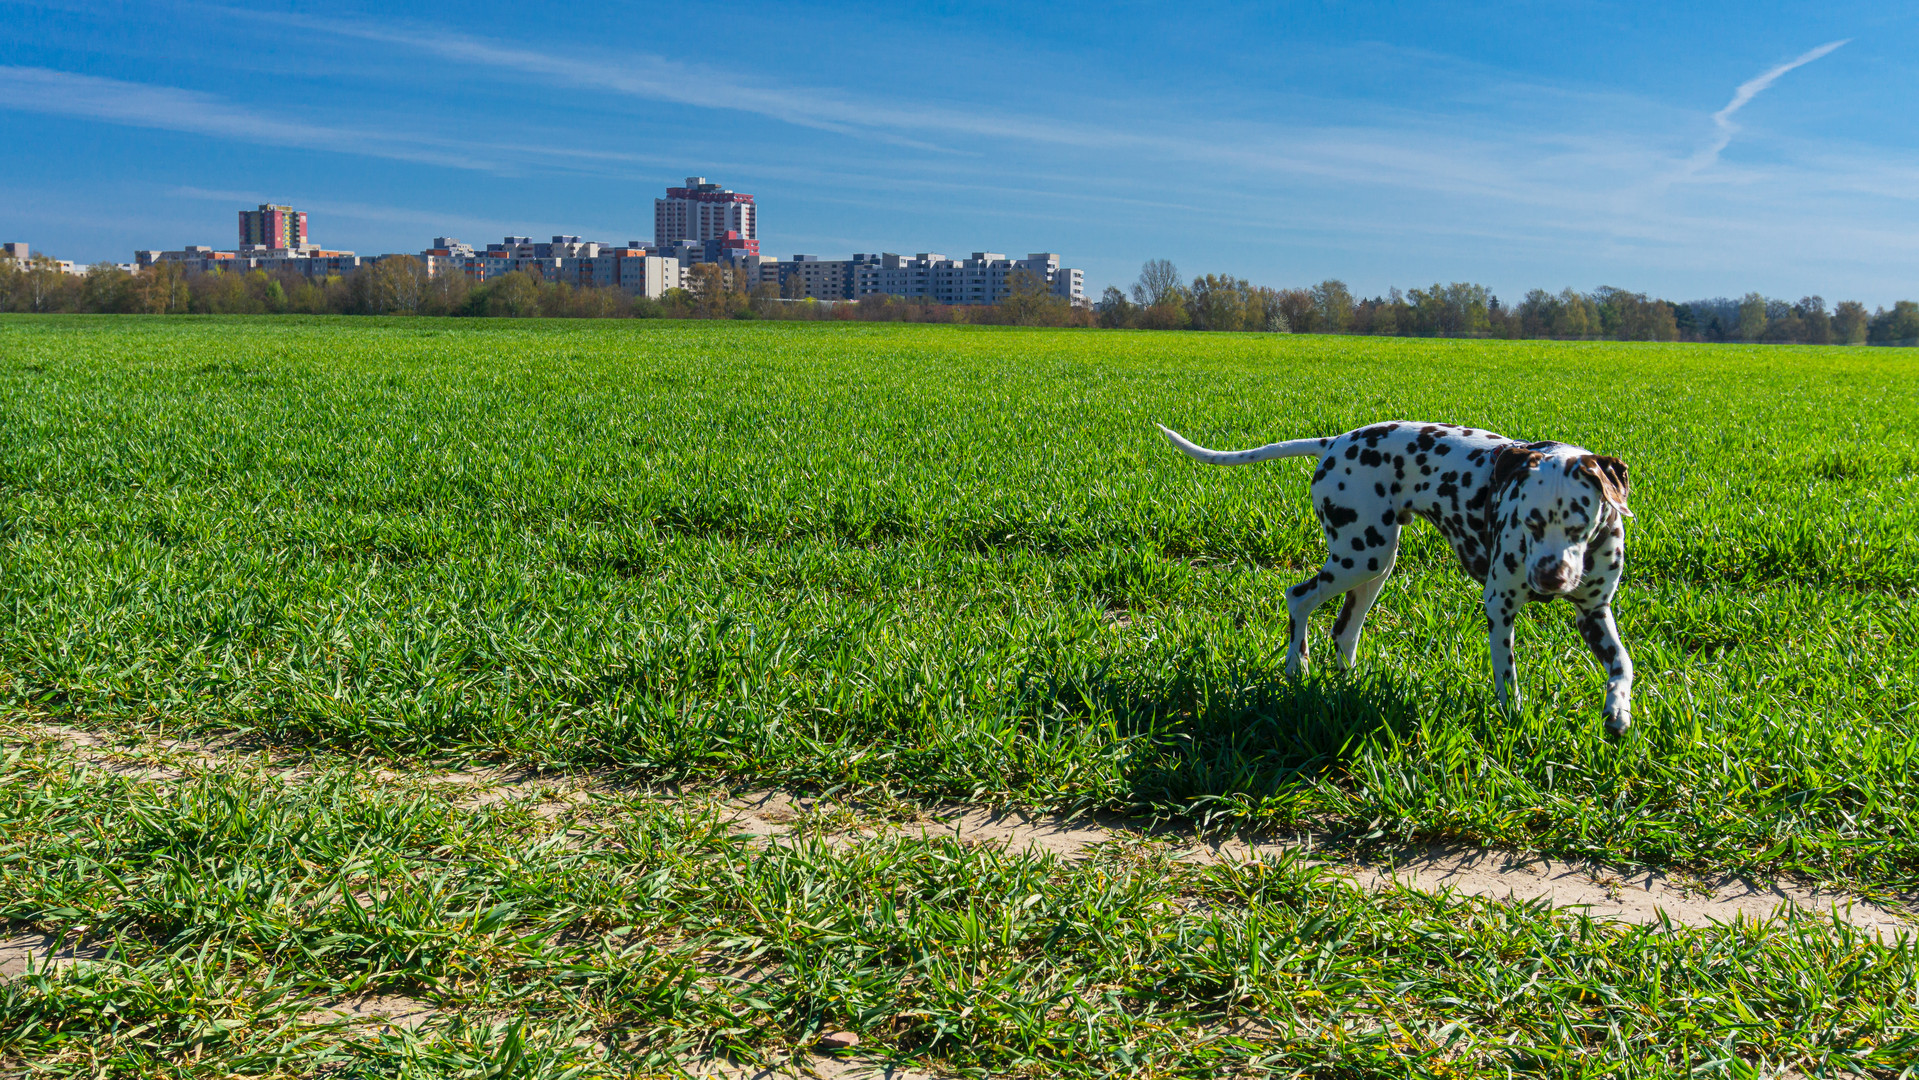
1529;557;1580;595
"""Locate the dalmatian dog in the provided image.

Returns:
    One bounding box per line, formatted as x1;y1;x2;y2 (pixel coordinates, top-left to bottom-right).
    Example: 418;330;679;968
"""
1157;422;1636;734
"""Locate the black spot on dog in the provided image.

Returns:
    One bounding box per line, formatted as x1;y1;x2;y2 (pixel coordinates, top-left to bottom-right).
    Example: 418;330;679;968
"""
1321;499;1359;528
1333;593;1355;636
1364;526;1387;547
1352;537;1366;552
1577;614;1620;667
1367;556;1380;571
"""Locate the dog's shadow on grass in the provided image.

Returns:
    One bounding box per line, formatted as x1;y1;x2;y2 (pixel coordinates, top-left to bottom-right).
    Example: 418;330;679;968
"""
1091;662;1422;819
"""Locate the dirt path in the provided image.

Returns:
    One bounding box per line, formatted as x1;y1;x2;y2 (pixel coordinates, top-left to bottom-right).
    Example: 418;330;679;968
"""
8;720;1910;937
716;791;1909;937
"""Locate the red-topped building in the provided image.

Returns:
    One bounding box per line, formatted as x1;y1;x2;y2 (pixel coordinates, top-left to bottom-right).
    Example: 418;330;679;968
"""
654;177;757;256
238;204;308;251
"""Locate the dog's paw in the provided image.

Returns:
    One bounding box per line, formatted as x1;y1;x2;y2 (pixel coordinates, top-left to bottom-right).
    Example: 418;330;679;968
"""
1603;710;1632;737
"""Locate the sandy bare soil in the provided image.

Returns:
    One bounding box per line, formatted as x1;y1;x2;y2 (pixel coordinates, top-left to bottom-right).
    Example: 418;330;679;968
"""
9;720;1911;938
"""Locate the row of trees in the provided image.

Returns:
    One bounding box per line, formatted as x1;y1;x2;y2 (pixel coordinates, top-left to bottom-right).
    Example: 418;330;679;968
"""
0;255;1095;327
1096;260;1919;344
4;252;1914;343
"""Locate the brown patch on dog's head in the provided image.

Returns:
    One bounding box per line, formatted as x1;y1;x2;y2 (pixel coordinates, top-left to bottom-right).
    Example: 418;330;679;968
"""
1578;454;1632;518
1490;445;1545;493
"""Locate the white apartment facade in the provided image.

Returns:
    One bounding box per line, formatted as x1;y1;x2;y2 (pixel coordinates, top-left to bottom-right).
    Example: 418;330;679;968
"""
767;251;1085;305
655;177;758;256
136;245;365;278
418;237;683;298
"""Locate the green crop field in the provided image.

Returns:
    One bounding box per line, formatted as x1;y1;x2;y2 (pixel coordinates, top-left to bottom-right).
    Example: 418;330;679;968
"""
2;315;1916;1077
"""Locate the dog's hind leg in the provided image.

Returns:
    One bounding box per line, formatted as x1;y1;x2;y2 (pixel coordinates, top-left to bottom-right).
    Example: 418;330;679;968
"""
1283;562;1381;677
1330;552;1397;670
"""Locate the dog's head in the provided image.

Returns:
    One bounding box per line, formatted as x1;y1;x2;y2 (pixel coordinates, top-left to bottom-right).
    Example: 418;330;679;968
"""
1490;445;1632;596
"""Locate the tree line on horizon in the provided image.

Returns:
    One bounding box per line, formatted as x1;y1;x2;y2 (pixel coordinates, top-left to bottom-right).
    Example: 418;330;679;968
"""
2;252;1915;344
0;255;1089;327
1096;260;1919;345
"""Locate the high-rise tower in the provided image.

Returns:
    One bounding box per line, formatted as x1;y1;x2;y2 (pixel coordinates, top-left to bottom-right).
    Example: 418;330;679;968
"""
238;204;308;251
654;177;757;256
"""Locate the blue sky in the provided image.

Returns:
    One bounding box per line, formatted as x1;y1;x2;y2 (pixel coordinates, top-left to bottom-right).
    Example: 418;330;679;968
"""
4;0;1915;304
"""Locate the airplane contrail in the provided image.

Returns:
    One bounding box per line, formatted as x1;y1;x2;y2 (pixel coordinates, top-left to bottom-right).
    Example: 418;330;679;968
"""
1686;39;1850;174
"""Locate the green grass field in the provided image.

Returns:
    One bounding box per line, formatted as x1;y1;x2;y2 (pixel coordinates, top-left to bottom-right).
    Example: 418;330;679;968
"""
3;316;1916;1077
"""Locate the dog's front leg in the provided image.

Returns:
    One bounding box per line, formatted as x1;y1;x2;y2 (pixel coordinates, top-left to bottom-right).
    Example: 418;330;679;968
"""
1484;583;1522;712
1575;604;1634;735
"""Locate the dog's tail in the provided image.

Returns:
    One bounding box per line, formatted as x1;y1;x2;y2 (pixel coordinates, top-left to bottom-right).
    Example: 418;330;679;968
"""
1155;423;1325;466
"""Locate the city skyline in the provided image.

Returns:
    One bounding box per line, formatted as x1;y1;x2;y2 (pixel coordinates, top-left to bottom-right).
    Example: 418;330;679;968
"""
125;183;1088;307
3;1;1916;304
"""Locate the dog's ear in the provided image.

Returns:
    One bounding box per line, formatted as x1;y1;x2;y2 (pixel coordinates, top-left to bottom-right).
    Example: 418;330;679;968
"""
1579;454;1633;518
1490;445;1544;493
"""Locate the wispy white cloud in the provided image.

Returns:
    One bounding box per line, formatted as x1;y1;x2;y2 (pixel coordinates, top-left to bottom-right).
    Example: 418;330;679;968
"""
0;65;677;178
1683;40;1850;175
219;8;966;154
249;8;1857;229
0;66;492;170
205;8;1604;211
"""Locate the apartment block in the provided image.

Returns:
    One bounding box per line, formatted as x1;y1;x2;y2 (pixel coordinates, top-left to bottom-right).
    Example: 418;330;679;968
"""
773;254;856;300
239;204;309;251
418;236;683;298
766;251;1085;305
655;177;758;256
137;245;364;278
